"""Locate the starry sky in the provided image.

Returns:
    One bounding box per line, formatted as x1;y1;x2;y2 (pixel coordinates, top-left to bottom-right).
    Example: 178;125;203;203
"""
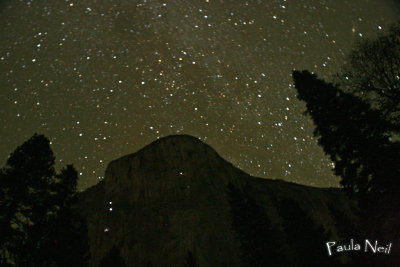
1;0;399;191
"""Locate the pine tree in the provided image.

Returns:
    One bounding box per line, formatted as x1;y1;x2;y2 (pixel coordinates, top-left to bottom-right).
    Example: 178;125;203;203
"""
0;134;57;265
278;198;333;266
227;183;282;267
0;134;89;266
292;23;400;266
99;245;126;267
292;71;399;200
184;250;196;267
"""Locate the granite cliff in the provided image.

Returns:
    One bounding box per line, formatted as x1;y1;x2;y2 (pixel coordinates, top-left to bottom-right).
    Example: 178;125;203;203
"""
75;135;362;266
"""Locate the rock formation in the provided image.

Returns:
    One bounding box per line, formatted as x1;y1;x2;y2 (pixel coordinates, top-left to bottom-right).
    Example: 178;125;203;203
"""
76;135;361;266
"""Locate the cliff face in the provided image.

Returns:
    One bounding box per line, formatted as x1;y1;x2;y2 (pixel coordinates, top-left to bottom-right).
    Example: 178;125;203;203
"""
76;135;358;266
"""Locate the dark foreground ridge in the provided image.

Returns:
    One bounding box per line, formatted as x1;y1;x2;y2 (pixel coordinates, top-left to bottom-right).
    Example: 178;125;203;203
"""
74;135;397;266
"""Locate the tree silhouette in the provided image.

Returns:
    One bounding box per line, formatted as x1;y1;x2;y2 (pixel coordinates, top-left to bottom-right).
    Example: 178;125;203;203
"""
337;22;400;130
227;183;282;267
292;70;400;202
293;24;400;265
278;198;334;266
0;133;89;266
184;250;196;267
336;24;400;265
43;164;90;267
99;245;126;267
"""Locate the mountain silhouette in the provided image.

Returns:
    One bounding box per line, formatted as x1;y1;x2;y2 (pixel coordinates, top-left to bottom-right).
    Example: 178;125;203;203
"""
74;135;395;266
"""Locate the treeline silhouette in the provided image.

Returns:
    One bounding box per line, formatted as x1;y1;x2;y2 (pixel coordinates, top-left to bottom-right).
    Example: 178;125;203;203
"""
227;183;344;267
0;134;89;266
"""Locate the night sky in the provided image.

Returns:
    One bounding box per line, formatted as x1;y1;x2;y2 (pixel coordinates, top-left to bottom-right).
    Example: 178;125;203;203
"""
1;0;399;191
